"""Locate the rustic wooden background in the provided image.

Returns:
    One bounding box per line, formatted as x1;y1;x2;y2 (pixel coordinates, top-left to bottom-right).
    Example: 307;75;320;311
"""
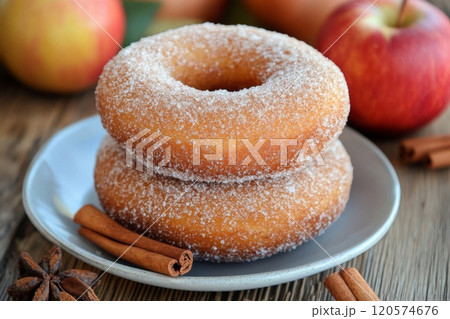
1;0;449;301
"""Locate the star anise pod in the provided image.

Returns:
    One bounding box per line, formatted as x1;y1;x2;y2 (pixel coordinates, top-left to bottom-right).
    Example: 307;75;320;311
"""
7;246;101;301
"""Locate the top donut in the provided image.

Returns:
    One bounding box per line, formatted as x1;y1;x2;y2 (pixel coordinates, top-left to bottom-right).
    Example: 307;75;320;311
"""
96;23;350;182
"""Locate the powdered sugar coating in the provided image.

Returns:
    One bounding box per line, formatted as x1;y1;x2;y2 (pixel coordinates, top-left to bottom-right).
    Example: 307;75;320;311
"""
96;23;350;181
94;136;353;262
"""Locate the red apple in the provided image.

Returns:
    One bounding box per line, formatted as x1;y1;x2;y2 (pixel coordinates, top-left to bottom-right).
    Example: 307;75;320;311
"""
243;0;350;46
0;0;125;93
317;0;450;135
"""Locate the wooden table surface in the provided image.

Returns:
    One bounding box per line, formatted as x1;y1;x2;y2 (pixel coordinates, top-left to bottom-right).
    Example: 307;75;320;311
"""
0;65;449;301
1;0;449;300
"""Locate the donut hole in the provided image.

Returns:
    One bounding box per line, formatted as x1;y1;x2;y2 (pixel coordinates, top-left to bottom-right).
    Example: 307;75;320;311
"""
170;50;269;92
180;72;264;92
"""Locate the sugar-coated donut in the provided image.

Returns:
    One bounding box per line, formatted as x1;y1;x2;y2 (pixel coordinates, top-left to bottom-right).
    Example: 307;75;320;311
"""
96;23;350;183
94;136;353;262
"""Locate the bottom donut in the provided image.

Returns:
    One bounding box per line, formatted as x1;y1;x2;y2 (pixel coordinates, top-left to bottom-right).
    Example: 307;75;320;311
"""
94;136;353;262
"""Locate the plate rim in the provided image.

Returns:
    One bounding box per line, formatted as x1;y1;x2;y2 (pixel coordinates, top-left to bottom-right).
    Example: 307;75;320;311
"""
22;115;401;291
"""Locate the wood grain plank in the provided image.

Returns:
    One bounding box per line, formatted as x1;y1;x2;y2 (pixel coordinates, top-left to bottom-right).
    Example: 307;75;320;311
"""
1;112;449;300
1;84;449;300
0;70;96;262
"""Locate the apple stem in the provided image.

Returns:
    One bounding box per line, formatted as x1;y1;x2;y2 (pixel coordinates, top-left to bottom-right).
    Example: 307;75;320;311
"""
396;0;409;28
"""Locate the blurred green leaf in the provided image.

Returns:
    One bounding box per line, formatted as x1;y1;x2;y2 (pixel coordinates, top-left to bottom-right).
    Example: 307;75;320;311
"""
122;0;161;46
223;0;262;26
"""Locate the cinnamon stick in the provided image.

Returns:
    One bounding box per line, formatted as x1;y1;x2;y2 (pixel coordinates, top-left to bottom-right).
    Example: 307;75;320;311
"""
79;227;181;277
324;272;357;301
74;205;192;274
339;268;380;301
400;135;450;163
325;268;380;301
425;148;450;169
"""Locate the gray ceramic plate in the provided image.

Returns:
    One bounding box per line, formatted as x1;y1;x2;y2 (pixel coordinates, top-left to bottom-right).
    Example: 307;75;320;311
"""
22;116;400;291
